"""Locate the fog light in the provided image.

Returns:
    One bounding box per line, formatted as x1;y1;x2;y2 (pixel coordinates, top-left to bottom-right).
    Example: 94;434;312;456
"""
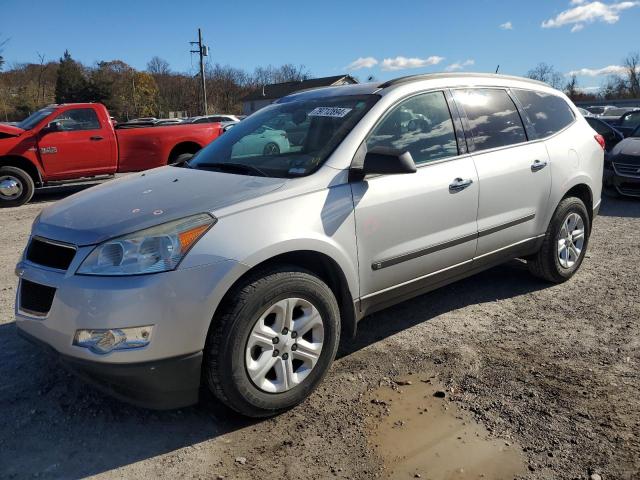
73;326;153;354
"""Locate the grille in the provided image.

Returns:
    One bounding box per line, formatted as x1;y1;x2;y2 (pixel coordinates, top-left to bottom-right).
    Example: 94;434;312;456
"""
613;163;640;178
20;280;56;316
618;183;640;197
26;237;76;271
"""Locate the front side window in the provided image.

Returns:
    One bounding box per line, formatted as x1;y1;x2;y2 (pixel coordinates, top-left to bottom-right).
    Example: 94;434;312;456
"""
53;108;101;131
366;91;458;165
454;88;526;152
189;94;378;178
512;89;575;138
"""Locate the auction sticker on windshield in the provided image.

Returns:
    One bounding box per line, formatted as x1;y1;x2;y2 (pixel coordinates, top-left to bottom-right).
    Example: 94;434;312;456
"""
308;107;352;118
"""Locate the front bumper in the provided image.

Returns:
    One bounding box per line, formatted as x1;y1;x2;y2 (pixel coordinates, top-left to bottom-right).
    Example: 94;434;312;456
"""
18;328;202;409
604;160;640;197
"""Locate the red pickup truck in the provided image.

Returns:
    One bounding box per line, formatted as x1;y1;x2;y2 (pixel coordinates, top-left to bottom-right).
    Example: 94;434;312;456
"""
0;103;223;206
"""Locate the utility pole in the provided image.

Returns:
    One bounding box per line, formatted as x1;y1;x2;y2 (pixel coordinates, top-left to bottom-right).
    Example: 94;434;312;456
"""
190;28;208;115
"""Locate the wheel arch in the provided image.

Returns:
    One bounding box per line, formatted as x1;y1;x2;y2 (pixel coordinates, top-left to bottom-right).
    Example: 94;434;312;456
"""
167;141;202;163
562;182;594;225
211;250;358;340
0;155;43;186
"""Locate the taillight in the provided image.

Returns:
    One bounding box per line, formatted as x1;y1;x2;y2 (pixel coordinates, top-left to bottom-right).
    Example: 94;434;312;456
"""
594;134;606;150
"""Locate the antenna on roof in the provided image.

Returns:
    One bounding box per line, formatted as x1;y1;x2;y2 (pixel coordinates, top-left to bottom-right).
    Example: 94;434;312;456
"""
495;65;500;74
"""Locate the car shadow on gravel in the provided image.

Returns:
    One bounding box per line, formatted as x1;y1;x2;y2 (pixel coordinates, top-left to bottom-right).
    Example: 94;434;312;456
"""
30;183;99;204
598;195;640;218
0;322;254;479
339;259;550;358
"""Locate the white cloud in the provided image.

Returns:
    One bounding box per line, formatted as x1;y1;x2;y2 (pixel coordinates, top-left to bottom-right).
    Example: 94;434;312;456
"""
446;59;475;72
381;55;445;71
500;21;513;30
542;1;639;31
566;64;632;76
345;56;378;71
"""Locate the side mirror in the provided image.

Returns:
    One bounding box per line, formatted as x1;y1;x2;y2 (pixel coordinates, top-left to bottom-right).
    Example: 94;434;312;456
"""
351;146;417;180
42;121;62;134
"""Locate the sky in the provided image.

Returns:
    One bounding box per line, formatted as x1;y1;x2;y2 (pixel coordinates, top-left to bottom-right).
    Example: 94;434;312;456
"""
1;0;639;91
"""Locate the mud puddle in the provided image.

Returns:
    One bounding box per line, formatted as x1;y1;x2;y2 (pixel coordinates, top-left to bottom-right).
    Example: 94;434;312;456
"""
368;376;526;479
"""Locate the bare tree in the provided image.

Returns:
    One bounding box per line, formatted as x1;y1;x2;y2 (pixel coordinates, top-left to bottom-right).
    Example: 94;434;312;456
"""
0;34;9;71
564;74;579;100
623;52;640;98
147;56;171;76
526;63;564;90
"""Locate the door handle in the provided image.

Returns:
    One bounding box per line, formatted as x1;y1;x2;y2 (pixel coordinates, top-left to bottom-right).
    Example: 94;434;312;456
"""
531;159;548;172
449;177;473;192
90;136;104;141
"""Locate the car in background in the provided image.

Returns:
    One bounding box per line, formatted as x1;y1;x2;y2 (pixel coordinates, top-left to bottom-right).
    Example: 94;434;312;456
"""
221;121;238;133
598;107;639;125
614;110;640;137
585;105;616;116
231;125;290;156
577;107;592;117
155;118;185;125
585;116;624;151
186;114;241;124
604;124;640;197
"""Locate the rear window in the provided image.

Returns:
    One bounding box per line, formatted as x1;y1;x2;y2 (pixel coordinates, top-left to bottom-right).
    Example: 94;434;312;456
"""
512;89;575;138
453;88;526;152
620;111;640;129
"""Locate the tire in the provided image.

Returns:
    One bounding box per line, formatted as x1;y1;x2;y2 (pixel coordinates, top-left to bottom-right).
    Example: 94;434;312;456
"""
528;196;590;283
169;152;195;166
204;266;341;417
263;142;280;156
0;166;35;208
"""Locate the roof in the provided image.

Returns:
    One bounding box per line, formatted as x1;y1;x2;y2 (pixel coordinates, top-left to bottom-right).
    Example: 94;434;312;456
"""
242;75;357;102
378;72;548;89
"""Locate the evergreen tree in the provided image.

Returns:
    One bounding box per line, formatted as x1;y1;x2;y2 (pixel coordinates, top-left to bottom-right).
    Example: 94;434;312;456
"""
54;50;87;103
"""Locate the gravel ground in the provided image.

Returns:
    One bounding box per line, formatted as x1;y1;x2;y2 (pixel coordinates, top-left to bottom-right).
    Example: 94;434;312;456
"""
0;187;639;480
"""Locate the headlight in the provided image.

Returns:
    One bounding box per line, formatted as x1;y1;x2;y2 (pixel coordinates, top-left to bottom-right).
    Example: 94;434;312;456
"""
73;325;153;354
78;213;215;276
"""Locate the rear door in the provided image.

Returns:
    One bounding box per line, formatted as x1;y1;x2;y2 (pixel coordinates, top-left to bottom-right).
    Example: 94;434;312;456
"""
37;107;115;179
352;90;479;311
453;88;551;257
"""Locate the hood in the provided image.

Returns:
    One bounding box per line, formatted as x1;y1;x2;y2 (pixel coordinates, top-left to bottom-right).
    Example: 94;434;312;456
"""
34;166;286;246
0;124;24;137
611;137;640;164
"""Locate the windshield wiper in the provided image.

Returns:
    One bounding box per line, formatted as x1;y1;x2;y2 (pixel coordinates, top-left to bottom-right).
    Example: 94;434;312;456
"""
195;162;267;177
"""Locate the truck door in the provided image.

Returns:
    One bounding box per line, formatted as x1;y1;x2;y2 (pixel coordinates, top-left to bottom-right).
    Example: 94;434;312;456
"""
37;107;116;179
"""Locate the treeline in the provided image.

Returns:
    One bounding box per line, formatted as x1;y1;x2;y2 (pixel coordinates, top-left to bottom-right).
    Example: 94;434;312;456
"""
526;52;640;102
0;50;309;121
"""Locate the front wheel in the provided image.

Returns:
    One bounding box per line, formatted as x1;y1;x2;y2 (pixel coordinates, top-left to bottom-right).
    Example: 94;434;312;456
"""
263;142;280;156
0;166;35;208
204;267;341;417
528;197;590;283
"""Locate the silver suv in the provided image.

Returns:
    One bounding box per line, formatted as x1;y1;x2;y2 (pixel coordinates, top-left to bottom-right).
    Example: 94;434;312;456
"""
15;73;604;416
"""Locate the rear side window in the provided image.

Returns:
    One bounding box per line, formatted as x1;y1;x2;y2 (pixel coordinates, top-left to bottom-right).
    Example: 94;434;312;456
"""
512;89;575;138
453;89;526;152
620;111;640;129
366;91;459;165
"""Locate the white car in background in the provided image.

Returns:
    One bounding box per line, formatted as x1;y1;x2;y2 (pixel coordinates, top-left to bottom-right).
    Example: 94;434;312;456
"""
231;125;290;156
188;114;242;124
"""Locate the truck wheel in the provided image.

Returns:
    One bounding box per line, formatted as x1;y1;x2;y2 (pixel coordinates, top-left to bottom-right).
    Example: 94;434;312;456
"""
0;166;35;208
204;266;341;417
528;197;590;283
169;153;194;166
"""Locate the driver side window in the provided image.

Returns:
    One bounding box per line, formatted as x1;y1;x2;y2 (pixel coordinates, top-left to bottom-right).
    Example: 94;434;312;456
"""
53;108;101;131
366;91;459;165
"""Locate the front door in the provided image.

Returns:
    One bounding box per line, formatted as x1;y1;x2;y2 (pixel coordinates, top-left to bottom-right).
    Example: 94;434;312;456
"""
37;107;113;179
352;91;479;311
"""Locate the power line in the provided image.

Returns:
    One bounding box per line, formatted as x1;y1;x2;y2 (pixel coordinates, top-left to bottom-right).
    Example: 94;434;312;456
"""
190;28;208;115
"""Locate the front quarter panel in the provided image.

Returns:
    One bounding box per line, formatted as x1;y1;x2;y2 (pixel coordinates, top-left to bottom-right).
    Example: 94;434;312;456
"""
181;179;360;299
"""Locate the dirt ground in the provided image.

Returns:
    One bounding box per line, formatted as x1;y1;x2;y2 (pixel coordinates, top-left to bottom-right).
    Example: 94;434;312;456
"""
0;185;639;480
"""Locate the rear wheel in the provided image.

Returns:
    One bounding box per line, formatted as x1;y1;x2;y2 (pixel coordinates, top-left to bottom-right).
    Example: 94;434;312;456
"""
0;166;35;208
528;197;590;283
204;267;340;417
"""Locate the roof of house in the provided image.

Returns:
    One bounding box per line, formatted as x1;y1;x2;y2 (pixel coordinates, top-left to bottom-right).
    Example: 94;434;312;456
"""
242;75;357;102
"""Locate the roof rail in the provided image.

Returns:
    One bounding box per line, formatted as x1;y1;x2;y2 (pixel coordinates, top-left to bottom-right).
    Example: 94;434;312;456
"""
378;72;549;89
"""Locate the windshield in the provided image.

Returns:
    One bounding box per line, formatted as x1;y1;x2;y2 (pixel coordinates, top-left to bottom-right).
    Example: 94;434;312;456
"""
16;107;57;130
188;94;379;178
